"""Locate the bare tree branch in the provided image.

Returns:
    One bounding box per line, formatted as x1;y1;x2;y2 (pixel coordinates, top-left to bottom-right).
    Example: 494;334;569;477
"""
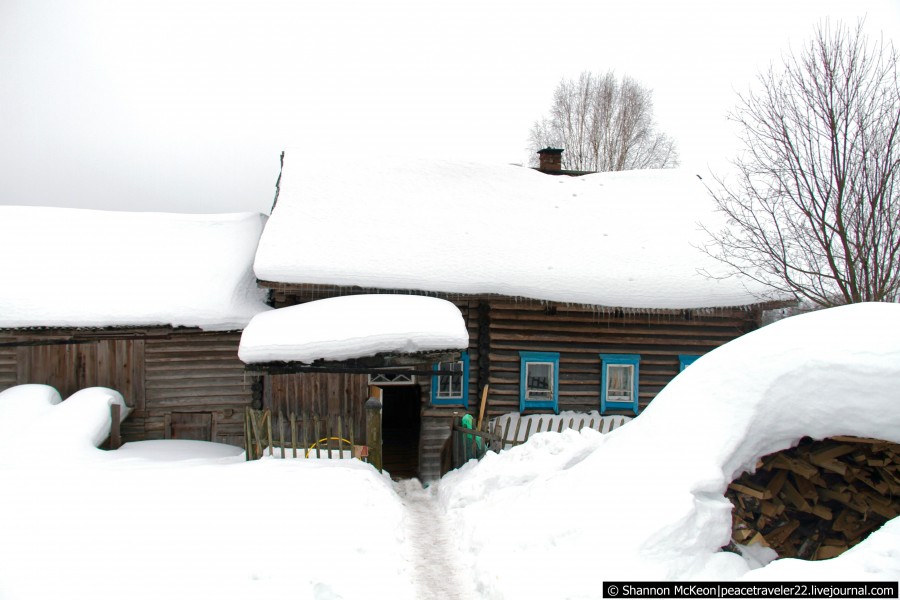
528;70;679;171
703;20;900;307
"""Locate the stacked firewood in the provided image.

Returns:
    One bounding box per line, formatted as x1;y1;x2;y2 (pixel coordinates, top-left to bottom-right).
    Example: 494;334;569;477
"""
726;436;900;560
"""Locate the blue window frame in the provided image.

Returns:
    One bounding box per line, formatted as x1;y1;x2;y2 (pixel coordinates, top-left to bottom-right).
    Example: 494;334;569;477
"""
431;351;469;407
599;354;640;415
678;354;700;371
519;351;559;413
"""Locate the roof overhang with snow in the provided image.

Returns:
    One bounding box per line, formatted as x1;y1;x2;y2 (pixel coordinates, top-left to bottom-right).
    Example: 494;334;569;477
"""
254;150;785;311
238;294;470;370
0;207;271;331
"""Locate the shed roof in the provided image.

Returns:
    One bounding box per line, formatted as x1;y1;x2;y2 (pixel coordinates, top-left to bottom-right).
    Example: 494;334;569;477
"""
254;150;775;310
0;207;270;331
238;294;469;364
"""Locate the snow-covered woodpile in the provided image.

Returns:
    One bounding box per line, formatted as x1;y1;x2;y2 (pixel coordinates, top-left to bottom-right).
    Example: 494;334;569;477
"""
727;436;900;560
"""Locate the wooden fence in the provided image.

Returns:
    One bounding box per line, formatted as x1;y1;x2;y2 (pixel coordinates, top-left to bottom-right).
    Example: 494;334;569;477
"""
449;413;632;470
491;413;632;450
244;408;370;462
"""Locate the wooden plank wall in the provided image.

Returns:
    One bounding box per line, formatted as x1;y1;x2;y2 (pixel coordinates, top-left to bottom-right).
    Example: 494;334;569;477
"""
140;332;254;446
484;302;759;416
265;372;369;443
0;334;18;392
15;339;145;407
0;329;255;447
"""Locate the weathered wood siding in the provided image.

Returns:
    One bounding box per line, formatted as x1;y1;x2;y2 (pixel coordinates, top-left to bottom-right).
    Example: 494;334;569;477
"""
417;299;480;482
15;338;145;406
266;287;763;482
0;329;255;447
140;332;254;446
0;334;18;391
264;372;369;443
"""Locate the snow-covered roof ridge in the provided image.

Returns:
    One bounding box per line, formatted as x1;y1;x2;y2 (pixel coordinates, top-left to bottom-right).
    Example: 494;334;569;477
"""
0;206;271;331
255;150;779;310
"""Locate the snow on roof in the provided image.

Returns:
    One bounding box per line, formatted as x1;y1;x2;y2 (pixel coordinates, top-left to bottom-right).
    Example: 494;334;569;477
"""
0;207;270;331
254;150;774;310
238;294;469;364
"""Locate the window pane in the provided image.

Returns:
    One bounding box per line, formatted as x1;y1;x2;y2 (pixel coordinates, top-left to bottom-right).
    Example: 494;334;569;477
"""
437;360;463;399
526;362;553;400
607;364;633;402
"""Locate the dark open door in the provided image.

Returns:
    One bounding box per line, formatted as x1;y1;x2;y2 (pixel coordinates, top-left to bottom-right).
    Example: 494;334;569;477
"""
380;386;421;479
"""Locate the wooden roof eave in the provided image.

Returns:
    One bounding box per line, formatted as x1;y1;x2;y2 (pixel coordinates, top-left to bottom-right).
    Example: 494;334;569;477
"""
242;349;462;376
256;279;796;315
0;325;247;348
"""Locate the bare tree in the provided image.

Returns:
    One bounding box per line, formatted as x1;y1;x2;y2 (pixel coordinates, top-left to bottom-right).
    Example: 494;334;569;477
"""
529;71;679;171
703;21;900;307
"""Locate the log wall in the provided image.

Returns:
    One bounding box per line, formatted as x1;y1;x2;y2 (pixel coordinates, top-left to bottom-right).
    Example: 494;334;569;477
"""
482;302;760;416
268;287;763;482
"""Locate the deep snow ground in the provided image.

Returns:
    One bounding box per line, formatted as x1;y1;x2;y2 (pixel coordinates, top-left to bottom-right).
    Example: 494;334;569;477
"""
396;479;477;600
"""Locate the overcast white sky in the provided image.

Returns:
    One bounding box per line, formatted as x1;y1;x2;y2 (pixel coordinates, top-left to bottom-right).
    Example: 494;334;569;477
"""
1;0;898;214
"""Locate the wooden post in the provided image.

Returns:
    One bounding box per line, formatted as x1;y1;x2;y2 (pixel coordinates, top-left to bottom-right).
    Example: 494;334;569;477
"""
365;396;383;473
244;407;253;461
476;385;489;430
109;403;122;450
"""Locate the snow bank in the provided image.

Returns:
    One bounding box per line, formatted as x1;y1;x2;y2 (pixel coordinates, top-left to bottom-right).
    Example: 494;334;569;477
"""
437;303;900;597
0;384;61;440
112;439;245;462
0;207;270;330
0;386;128;462
255;150;776;309
0;384;130;463
0;385;415;600
239;294;469;363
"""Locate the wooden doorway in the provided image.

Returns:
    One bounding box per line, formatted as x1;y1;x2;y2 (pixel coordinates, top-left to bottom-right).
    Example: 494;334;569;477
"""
381;385;421;480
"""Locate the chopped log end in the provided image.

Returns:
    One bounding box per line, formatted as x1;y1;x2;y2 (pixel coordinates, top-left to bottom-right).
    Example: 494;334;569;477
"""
726;436;900;560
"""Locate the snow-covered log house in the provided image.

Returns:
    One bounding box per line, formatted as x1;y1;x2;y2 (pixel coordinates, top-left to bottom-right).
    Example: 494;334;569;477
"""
0;207;270;445
242;148;790;482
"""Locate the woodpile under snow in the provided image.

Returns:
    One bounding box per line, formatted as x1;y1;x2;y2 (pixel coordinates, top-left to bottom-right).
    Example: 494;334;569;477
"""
727;436;900;560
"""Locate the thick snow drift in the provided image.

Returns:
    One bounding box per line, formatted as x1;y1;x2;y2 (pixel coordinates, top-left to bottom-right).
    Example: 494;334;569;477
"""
437;302;900;597
0;207;270;330
0;385;415;600
255;150;775;309
0;384;127;462
239;294;469;363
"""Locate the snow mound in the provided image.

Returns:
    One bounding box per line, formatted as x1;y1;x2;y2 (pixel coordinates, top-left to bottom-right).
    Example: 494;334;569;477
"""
0;385;128;462
111;439;245;462
0;384;62;439
239;294;469;363
437;303;900;596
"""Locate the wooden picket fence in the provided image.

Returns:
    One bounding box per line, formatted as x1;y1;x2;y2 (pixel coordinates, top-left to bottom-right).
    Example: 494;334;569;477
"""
491;413;632;450
450;412;632;469
244;408;368;462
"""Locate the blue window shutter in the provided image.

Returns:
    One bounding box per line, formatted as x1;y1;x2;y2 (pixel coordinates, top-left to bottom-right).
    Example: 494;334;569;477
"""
599;354;640;415
431;351;469;407
518;351;560;413
678;354;701;371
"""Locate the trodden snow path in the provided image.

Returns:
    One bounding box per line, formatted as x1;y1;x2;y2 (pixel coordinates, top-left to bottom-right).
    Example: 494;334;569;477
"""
396;479;477;600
